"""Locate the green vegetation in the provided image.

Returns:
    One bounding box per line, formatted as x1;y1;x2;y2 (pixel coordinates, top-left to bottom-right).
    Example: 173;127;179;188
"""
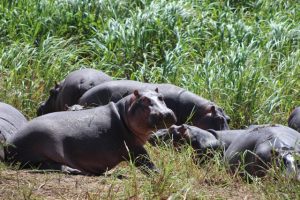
0;0;299;199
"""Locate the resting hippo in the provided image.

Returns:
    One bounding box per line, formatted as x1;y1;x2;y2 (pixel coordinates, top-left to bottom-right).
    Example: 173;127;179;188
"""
37;68;112;116
224;125;300;180
288;107;300;132
148;124;221;163
149;125;246;160
0;102;27;142
4;89;177;175
0;102;27;160
78;80;230;130
150;124;300;180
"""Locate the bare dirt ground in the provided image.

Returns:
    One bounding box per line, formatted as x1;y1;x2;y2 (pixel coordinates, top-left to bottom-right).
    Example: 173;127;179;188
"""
0;166;262;200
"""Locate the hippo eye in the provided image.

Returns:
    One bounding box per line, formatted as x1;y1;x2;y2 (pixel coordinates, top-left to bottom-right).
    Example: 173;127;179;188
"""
141;97;151;106
216;116;225;124
158;95;164;101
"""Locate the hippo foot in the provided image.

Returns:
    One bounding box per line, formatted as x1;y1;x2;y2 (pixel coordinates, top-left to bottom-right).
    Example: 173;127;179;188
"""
61;165;86;175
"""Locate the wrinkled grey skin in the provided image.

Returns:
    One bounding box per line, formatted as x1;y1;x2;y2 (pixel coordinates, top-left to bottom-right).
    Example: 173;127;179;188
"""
0;102;27;142
37;68;112;116
4;90;177;176
150;124;300;180
288;107;300;133
78;80;230;131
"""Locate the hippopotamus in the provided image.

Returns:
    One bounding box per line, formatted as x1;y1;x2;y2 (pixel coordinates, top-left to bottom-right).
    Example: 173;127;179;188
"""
0;102;27;160
150;124;300;180
288;107;300;132
4;89;177;175
37;68;112;116
0;102;27;142
148;124;221;163
78;80;230;130
224;125;300;180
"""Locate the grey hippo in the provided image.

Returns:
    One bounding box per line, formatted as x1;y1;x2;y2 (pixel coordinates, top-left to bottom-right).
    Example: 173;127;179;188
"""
0;102;27;160
3;89;177;175
0;102;27;142
149;124;300;180
224;124;300;180
37;68;112;116
78;80;230;131
288;107;300;133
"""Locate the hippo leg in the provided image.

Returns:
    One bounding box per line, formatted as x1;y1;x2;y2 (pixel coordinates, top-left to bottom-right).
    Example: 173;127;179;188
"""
246;142;273;178
129;146;159;175
23;161;86;175
225;142;267;179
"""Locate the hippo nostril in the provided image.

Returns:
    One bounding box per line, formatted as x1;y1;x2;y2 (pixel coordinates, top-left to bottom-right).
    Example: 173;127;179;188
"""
162;112;177;127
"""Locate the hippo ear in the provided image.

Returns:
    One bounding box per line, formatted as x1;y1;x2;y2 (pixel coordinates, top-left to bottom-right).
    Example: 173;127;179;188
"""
133;90;140;98
178;125;189;139
130;90;140;105
211;106;217;115
155;88;159;93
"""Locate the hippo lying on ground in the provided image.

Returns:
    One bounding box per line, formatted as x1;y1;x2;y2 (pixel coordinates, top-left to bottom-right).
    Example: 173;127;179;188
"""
149;124;300;180
37;68;112;116
3;89;177;175
78;80;230;130
0;102;27;160
0;102;27;142
288;107;300;133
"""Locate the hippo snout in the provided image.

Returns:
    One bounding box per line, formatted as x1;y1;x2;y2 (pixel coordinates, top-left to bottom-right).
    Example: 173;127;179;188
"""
195;140;222;162
150;109;177;129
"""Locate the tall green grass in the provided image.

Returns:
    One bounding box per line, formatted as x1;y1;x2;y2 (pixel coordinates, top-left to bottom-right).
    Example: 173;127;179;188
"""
0;0;300;198
1;0;299;125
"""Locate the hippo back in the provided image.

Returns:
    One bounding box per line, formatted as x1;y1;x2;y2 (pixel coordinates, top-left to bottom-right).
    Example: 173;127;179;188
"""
0;102;27;141
79;80;230;130
56;68;112;110
37;68;112;116
288;107;300;133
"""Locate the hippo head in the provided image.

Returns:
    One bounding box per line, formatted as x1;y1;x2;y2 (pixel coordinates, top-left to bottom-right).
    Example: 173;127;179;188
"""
275;148;300;181
193;105;230;131
36;82;61;116
126;89;177;144
168;124;221;154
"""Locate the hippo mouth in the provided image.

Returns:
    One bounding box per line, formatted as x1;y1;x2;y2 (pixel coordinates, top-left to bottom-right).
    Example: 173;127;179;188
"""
149;113;177;130
280;151;300;181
